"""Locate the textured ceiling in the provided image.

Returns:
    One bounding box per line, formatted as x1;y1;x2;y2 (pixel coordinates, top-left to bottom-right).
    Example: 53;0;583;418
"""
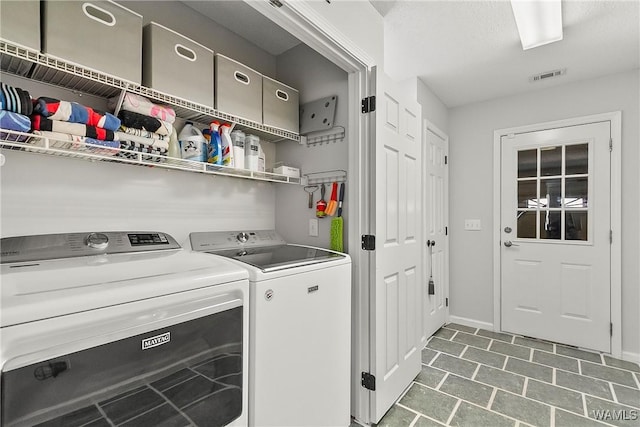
381;0;640;107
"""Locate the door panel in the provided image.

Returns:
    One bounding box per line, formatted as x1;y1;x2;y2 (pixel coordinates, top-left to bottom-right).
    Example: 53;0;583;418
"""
423;128;448;340
500;121;611;352
371;68;422;423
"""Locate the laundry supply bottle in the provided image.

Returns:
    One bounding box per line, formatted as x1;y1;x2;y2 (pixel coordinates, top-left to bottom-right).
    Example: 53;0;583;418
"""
220;123;235;167
230;129;245;169
167;127;180;159
258;143;266;172
208;121;223;165
178;122;207;162
245;134;260;171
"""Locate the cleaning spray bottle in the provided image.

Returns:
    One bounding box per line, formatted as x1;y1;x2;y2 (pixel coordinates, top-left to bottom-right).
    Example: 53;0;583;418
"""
178;122;206;162
220;123;235;167
208;121;223;165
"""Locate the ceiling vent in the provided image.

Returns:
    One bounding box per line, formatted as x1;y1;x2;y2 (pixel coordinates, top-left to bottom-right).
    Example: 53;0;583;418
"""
529;68;566;83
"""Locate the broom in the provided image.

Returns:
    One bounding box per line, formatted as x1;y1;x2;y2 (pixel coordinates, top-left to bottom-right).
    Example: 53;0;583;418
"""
330;183;345;252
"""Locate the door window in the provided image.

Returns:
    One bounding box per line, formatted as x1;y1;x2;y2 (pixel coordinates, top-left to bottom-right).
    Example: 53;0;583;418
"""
516;143;590;241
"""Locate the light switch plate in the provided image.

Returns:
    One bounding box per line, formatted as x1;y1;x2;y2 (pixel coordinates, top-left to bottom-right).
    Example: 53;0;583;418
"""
464;219;481;231
309;218;319;236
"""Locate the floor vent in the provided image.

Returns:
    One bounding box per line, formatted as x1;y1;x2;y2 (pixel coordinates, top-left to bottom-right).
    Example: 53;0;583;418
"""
529;68;566;83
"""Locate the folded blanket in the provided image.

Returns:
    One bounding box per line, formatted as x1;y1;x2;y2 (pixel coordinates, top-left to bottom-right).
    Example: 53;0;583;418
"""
33;97;120;131
1;110;31;132
119;125;167;141
115;131;169;150
118;110;173;136
31;116;117;141
30;130;119;156
0;82;33;115
108;93;176;124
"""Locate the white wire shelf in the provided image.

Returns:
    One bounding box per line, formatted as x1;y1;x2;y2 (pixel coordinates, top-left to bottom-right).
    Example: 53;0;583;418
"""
0;40;300;144
0;130;302;185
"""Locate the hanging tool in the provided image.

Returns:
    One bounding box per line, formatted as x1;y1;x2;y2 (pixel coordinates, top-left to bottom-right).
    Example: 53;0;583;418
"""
325;182;338;216
330;182;345;252
427;240;435;295
316;184;327;218
304;185;319;209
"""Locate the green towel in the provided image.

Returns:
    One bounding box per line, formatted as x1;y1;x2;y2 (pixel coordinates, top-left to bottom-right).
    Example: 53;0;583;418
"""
330;216;343;252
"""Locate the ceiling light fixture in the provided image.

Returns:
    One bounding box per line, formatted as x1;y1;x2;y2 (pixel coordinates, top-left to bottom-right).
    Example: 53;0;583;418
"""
510;0;563;50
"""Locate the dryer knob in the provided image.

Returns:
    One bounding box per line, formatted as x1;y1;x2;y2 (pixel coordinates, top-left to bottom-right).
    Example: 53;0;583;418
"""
236;232;249;243
85;233;109;250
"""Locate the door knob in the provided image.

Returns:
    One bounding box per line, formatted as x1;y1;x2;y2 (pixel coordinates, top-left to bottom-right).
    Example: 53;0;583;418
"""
504;240;519;247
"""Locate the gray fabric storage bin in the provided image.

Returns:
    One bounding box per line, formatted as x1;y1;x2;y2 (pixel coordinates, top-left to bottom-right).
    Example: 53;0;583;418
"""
42;0;142;84
0;1;40;52
143;22;214;107
262;76;299;133
215;54;262;123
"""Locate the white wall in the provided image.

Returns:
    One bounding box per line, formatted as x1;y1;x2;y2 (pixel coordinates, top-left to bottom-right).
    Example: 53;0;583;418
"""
123;1;276;77
398;77;449;133
274;44;349;249
448;69;640;358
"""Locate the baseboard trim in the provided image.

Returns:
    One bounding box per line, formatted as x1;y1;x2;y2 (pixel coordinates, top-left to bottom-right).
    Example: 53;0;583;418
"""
622;351;640;364
448;315;493;331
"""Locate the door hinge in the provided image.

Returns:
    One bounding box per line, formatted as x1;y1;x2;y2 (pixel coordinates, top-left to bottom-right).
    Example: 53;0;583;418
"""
361;372;376;391
445;226;448;236
361;96;376;113
610;322;613;336
269;0;283;7
446;297;449;307
610;230;613;244
609;138;613;152
361;235;376;251
444;155;448;165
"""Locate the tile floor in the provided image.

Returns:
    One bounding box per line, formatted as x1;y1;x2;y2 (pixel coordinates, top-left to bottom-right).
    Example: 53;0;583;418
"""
377;324;640;427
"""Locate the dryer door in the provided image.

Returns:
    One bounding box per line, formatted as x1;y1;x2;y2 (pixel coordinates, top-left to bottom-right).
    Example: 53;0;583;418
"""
2;293;244;427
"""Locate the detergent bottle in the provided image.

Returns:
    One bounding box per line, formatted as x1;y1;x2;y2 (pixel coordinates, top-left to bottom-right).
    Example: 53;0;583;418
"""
167;127;180;159
245;134;260;171
178;122;206;162
220;123;235;167
208;121;223;165
230;129;245;169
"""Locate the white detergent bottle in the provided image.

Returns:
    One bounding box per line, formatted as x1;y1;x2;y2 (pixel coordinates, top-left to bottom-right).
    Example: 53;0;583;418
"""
167;127;180;159
245;134;260;171
230;129;245;169
178;122;206;162
220;123;235;167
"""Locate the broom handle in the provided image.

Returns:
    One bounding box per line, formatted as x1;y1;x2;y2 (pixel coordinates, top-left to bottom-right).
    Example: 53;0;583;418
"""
337;183;345;217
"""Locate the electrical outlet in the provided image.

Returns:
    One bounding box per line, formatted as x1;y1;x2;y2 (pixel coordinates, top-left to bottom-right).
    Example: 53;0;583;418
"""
464;219;482;231
309;218;319;237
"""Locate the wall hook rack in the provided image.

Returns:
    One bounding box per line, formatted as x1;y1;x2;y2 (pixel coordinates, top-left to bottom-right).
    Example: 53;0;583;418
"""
300;126;346;147
302;169;347;185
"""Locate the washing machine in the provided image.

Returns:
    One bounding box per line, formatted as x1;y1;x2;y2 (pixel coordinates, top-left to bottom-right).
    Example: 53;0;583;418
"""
0;231;249;427
190;230;352;427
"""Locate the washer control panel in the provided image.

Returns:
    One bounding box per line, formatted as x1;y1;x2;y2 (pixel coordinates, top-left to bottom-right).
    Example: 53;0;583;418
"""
1;232;181;264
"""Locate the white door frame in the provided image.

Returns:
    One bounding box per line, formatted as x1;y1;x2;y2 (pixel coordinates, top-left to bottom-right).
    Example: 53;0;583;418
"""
244;2;375;423
493;111;622;358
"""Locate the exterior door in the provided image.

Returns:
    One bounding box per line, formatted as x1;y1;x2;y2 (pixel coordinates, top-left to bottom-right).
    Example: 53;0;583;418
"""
500;121;611;352
369;67;422;423
423;126;448;342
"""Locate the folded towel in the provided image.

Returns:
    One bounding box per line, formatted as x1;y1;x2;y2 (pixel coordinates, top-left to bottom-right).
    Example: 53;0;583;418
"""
31;116;118;141
118;138;168;163
118;110;173;136
108;93;176;124
119;125;167;141
33;97;120;131
115;132;169;150
30;130;119;156
0;82;33;115
1;110;31;133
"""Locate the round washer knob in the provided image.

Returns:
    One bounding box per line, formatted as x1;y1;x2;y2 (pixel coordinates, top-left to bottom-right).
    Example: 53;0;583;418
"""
85;232;109;250
236;232;249;243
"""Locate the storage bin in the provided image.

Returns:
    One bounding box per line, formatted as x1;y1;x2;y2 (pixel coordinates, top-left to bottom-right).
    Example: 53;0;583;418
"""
42;0;142;84
215;54;262;123
143;22;214;107
262;76;299;133
0;0;40;52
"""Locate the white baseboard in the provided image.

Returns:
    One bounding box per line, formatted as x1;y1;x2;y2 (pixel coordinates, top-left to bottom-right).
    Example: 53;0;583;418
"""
447;315;493;331
622;351;640;365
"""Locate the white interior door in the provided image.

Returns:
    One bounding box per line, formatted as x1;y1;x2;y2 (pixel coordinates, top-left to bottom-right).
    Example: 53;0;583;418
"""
500;121;611;352
370;68;422;423
423;126;448;342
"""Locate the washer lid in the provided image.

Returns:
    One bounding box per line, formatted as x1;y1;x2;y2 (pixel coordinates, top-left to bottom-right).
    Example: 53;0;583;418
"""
1;250;248;328
207;244;345;272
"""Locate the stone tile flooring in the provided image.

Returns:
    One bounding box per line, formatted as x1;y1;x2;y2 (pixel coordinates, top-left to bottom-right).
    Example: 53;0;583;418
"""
377;324;640;427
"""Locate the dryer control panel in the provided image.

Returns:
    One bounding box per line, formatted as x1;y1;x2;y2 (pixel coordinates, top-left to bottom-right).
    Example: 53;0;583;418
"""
0;232;181;263
190;230;286;252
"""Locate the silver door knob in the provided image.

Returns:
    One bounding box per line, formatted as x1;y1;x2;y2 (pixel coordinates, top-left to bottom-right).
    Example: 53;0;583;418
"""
504;240;519;247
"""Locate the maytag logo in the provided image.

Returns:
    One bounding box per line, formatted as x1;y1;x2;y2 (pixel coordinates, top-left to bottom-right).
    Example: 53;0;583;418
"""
142;332;170;350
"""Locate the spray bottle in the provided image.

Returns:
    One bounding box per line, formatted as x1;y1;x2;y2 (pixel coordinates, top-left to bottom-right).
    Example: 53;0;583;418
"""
220;123;235;167
208;121;223;165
